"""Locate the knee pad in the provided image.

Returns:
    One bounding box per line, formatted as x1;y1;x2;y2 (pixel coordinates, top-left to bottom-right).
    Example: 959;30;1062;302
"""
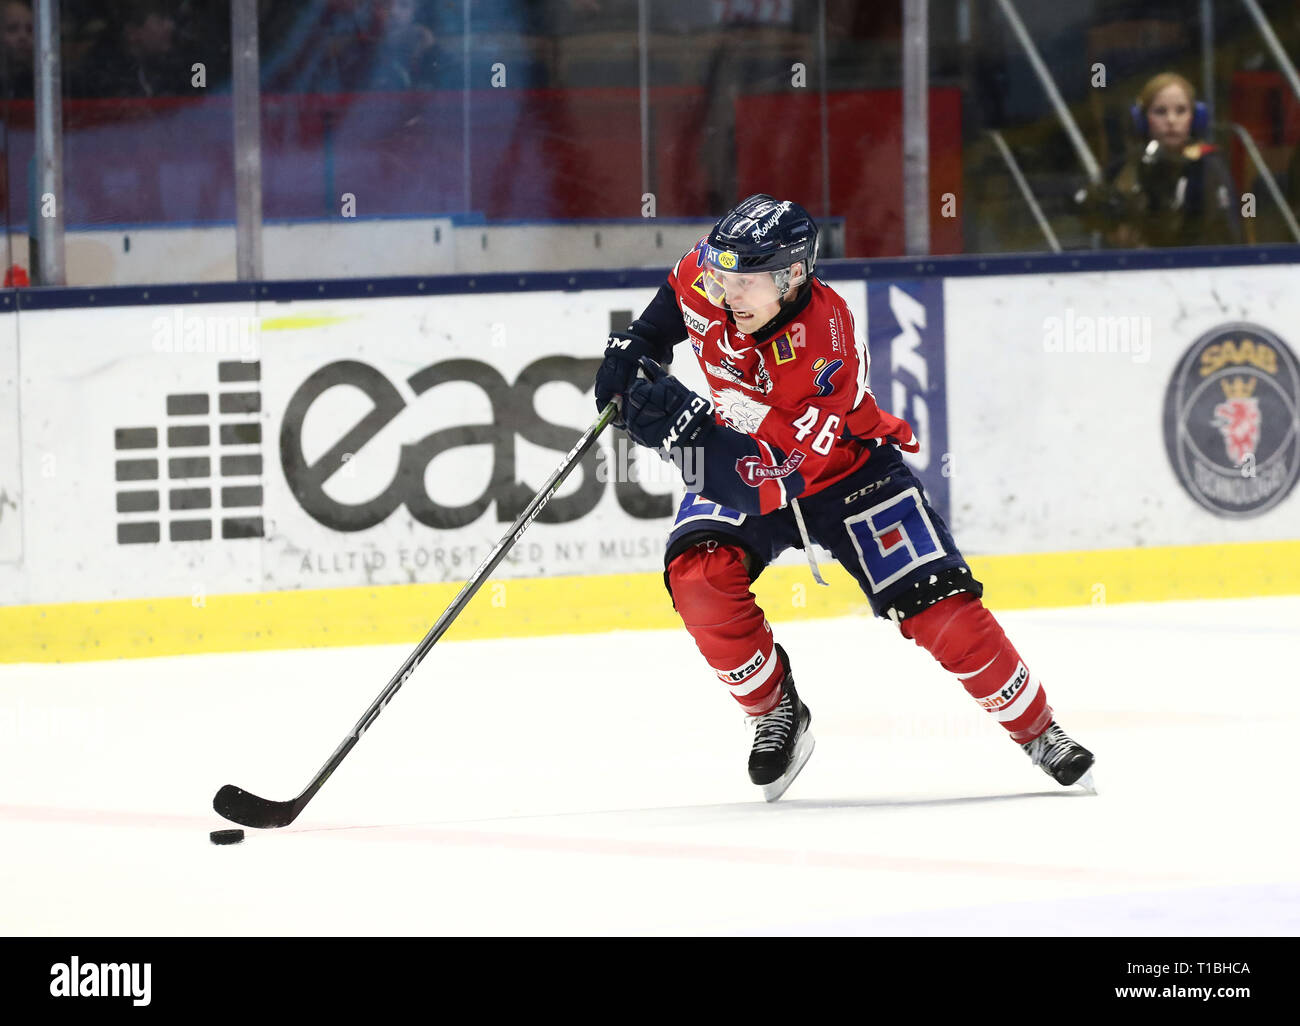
666;540;752;623
899;592;1002;669
902;594;1050;742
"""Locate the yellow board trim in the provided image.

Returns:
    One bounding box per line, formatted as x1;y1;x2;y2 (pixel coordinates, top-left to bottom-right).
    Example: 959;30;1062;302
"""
2;540;1298;663
259;315;357;332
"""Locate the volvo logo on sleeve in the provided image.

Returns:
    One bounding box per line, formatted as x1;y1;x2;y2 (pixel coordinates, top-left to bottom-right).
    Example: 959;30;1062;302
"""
1163;323;1300;518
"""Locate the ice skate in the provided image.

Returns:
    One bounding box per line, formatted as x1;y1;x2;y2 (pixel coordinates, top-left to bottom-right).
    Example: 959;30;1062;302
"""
1022;720;1095;791
747;645;814;802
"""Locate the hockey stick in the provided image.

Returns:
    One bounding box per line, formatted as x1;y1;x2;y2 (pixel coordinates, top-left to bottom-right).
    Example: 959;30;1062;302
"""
213;401;621;829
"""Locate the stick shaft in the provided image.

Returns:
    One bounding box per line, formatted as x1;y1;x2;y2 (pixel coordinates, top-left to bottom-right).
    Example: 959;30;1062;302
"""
292;401;619;813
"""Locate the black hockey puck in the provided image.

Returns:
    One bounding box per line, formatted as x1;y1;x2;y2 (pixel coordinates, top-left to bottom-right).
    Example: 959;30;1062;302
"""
210;828;245;845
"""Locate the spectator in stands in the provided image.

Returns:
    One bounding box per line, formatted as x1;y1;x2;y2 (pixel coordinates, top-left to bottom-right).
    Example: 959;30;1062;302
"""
319;0;437;91
1;0;32;100
1078;72;1243;248
372;0;436;89
70;0;190;98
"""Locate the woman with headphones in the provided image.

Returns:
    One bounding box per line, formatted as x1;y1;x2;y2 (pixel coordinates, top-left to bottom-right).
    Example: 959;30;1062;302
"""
1080;72;1243;248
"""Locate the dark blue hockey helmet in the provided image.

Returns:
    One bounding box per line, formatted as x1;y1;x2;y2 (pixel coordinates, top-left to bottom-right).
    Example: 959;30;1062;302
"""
701;194;819;308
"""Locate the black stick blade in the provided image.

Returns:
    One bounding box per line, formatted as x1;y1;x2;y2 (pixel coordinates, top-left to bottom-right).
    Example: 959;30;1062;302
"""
213;784;302;829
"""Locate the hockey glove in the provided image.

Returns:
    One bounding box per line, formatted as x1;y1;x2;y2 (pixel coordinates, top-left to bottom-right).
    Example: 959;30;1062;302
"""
623;357;713;458
594;332;662;426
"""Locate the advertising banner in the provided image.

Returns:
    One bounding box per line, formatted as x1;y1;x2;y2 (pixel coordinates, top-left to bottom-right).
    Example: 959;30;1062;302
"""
944;265;1300;553
0;313;19;564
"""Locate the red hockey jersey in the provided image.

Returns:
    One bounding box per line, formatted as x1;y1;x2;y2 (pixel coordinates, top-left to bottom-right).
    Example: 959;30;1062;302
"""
664;241;918;515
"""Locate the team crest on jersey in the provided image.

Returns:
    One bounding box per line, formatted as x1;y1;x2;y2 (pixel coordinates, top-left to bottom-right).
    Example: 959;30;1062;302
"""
812;357;844;397
736;449;806;486
1163;322;1300;518
772;332;797;364
713;388;771;433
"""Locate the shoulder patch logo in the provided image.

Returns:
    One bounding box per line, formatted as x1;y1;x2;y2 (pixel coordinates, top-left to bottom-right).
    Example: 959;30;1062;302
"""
772;332;797;364
690;272;710;301
812;357;844;397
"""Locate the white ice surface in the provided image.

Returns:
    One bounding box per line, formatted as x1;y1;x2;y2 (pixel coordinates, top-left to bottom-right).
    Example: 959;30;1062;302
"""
2;596;1298;936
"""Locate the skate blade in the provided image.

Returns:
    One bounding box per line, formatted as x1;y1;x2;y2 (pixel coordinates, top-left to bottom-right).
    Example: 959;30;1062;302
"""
760;731;815;803
1073;769;1097;794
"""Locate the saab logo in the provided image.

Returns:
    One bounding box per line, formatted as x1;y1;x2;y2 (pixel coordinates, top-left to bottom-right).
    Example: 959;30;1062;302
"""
691;272;710;300
1163;323;1300;518
772;332;797;364
681;304;713;338
113;360;264;545
736;449;806;486
812;357;843;397
1214;379;1259;464
718;250;738;270
720;650;765;683
977;664;1028;711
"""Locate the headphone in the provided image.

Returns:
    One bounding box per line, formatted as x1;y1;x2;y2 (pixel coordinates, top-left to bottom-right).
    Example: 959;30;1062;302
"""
1131;100;1210;140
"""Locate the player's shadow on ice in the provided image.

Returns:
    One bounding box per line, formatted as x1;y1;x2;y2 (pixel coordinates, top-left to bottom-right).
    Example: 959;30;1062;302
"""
757;790;1090;812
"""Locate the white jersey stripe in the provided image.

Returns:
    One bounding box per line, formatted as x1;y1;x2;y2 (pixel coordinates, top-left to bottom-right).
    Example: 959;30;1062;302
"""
996;673;1042;723
851;315;869;412
722;648;781;697
755;438;788;508
957;656;997;681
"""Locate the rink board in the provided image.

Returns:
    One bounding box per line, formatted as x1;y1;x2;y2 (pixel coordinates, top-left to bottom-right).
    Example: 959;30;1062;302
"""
1;256;1298;661
4;537;1297;663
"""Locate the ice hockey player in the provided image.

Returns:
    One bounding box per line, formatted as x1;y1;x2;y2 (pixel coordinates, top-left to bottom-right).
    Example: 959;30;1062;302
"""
593;194;1095;801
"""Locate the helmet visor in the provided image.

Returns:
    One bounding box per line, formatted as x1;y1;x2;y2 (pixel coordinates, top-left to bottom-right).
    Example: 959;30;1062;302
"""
702;266;783;311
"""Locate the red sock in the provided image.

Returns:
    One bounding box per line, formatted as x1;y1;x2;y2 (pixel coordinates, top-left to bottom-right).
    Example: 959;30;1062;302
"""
667;541;784;715
899;594;1052;743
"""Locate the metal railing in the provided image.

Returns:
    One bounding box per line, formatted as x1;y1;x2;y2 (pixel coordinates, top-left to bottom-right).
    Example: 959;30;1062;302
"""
993;0;1103;186
1240;0;1300;104
987;131;1062;252
1221;122;1300;243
